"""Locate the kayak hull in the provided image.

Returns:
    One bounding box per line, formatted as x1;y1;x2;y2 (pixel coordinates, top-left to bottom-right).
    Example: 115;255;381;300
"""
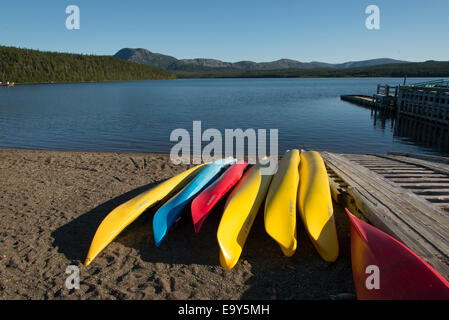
217;162;273;269
191;161;248;233
297;150;339;262
153;158;236;246
264;149;300;256
84;164;205;266
347;209;449;300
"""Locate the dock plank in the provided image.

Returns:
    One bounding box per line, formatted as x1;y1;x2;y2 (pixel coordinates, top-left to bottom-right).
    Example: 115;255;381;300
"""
383;173;448;178
413;189;449;195
399;183;449;189
388;152;449;165
378;154;449;176
370;170;434;174
391;178;449;183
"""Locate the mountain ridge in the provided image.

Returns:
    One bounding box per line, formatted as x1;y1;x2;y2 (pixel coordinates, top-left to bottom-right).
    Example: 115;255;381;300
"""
114;48;409;71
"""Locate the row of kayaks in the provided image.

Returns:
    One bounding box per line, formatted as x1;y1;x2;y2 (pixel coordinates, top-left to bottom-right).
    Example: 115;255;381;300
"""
84;150;338;269
83;150;449;299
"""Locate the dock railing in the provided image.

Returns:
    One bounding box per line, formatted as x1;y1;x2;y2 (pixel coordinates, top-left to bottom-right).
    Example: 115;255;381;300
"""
397;84;449;126
409;79;449;88
376;84;398;97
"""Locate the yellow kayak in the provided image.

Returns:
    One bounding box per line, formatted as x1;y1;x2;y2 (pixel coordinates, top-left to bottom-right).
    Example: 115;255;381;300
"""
264;149;300;256
217;161;273;269
297;150;339;262
84;164;205;266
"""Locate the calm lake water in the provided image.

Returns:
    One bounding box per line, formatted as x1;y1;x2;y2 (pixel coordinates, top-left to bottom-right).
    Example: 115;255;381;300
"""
0;78;448;156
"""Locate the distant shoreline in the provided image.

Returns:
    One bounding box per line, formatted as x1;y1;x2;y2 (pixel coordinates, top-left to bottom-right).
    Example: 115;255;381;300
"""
4;78;177;86
4;75;445;85
2;45;448;84
175;75;438;80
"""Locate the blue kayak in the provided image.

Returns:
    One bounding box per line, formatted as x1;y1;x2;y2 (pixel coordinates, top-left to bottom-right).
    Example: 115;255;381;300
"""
153;157;236;246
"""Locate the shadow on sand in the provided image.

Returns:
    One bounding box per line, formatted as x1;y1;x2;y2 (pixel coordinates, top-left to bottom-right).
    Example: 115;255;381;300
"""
240;203;354;299
51;180;161;263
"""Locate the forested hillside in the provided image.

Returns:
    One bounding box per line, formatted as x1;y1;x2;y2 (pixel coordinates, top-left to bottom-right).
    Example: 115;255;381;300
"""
172;61;449;78
0;46;176;83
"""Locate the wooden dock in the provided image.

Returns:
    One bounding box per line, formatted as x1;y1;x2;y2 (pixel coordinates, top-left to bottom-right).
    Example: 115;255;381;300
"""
341;81;449;126
322;151;449;279
341;80;449;156
397;83;449;127
340;95;376;108
373;84;398;112
341;84;398;113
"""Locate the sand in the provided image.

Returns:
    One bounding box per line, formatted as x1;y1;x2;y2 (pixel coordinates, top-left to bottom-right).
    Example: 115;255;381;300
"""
0;148;355;300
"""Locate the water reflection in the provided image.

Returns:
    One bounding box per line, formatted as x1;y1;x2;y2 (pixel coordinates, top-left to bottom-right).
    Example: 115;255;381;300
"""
394;116;449;156
369;107;449;156
371;108;395;132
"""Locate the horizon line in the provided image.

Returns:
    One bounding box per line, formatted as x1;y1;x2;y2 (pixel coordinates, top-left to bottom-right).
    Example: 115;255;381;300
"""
1;44;433;65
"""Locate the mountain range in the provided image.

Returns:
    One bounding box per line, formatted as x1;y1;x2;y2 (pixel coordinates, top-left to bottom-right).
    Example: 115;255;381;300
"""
114;48;408;72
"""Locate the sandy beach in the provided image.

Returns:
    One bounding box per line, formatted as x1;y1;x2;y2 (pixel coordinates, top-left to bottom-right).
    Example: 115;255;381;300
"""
0;148;354;300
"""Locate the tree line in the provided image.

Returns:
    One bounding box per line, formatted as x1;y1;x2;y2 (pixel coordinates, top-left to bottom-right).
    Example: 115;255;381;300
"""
173;61;449;79
0;46;177;83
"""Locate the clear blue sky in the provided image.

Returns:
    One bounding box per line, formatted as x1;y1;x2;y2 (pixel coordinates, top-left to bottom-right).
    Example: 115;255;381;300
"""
0;0;448;63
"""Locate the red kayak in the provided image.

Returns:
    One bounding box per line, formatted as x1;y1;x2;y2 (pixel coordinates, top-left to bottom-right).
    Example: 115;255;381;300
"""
191;161;248;233
346;208;449;300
